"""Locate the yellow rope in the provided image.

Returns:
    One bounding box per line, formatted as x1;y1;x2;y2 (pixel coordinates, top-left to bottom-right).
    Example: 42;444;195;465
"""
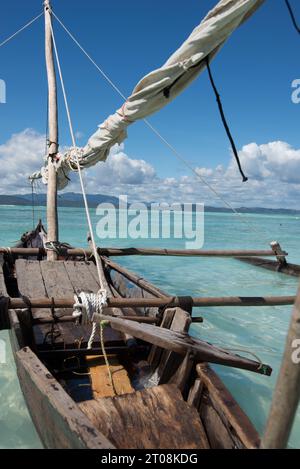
100;320;117;395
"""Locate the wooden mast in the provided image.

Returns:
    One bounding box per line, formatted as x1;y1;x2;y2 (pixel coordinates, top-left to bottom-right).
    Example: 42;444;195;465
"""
44;0;58;261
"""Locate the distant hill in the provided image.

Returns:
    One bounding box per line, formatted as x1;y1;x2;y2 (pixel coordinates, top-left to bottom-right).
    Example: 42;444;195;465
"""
0;193;299;215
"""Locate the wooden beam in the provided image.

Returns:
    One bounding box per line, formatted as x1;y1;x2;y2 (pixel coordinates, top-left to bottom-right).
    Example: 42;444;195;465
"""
7;294;296;310
94;314;272;376
44;0;58;260
261;283;300;449
0;247;286;258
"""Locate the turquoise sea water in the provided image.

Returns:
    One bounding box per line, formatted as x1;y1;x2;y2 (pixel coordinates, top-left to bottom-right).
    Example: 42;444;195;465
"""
0;205;299;448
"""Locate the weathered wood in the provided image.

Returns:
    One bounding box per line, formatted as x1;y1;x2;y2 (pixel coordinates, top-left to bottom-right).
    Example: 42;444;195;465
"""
0;247;283;258
34;322;124;350
100;247;283;258
79;384;210;449
86;355;134;398
236;256;300;277
169;351;194;392
44;0;58;260
197;364;260;449
187;378;204;408
8;294;296;310
15;347;114;448
96;314;272;375
8;310;26;354
261;282;300;449
15;259;51;321
64;260;100;294
156;308;192;385
0;264;7;296
40;260;75;316
148;308;175;368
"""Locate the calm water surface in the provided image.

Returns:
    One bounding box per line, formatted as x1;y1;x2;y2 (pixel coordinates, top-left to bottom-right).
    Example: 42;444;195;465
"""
0;205;299;448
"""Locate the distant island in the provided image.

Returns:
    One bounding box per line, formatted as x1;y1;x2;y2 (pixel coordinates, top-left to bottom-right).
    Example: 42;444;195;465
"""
0;193;299;216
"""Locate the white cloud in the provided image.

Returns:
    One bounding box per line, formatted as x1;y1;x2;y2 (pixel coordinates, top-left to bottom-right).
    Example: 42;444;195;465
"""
0;129;45;193
1;129;300;209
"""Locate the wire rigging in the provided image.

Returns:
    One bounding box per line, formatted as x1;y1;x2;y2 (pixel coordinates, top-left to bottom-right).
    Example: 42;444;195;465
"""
285;0;300;35
0;12;43;48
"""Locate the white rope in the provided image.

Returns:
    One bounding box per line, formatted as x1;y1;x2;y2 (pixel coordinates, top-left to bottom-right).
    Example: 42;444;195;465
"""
52;11;264;239
73;291;108;348
48;19;105;291
0;13;43;48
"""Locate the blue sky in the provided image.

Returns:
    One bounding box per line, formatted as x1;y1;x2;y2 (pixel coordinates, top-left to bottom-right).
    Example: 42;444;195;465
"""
0;0;300;208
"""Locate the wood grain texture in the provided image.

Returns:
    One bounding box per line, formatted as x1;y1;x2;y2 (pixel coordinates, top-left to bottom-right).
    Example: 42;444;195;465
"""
79;384;209;449
197;364;260;449
40;261;75;316
15;259;51;320
16;347;114;449
86;355;134;398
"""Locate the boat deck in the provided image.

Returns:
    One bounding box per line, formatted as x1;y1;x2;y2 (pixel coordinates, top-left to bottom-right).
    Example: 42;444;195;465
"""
14;259;126;350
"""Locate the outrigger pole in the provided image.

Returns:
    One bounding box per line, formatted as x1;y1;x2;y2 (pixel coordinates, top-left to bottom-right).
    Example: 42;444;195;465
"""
44;0;59;260
261;283;300;448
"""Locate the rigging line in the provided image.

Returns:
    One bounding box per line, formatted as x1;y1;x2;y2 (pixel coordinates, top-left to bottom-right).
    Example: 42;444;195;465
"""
48;20;105;291
285;0;300;35
51;12;265;238
0;12;43;48
30;180;35;229
205;57;248;183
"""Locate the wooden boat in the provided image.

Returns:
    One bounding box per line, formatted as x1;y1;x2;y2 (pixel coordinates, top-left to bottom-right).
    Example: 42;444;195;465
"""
2;0;300;450
0;232;269;449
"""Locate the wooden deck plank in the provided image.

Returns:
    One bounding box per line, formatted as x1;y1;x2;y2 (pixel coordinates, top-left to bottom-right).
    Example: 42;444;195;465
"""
40;261;75;317
15;259;51;320
86;355;134;398
79;384;209;449
64;261;100;294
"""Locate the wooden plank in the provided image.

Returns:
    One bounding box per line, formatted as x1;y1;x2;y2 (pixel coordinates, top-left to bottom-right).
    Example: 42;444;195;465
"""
0;264;7;296
15;347;114;449
197;364;260;449
40;260;75;316
199;394;236;449
34;322;124;350
15;259;51;320
79;384;209;449
96;314;272;375
148;308;175;368
64;261;100;294
187;378;204;408
156;308;192;384
86;355;134;398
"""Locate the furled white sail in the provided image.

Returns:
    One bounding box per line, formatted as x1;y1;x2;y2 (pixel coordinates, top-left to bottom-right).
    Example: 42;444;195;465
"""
31;0;265;189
